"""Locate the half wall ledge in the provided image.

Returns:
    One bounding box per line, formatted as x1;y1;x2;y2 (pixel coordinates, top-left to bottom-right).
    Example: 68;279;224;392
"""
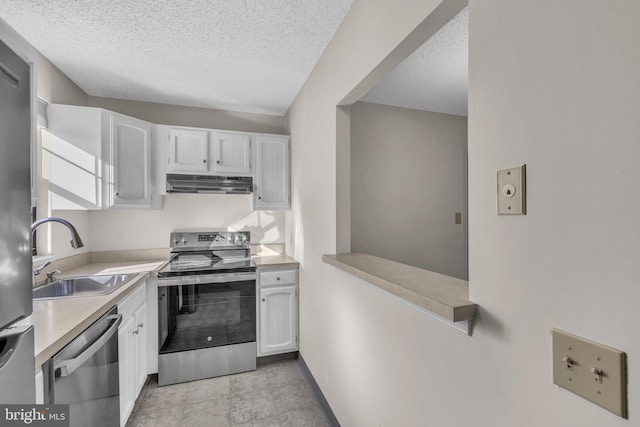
322;253;477;332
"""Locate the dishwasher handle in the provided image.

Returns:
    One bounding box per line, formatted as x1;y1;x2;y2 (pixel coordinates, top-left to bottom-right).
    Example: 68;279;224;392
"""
54;314;122;377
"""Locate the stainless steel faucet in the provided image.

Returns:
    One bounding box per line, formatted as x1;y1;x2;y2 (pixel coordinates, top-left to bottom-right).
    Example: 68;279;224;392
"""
31;216;85;249
33;261;51;276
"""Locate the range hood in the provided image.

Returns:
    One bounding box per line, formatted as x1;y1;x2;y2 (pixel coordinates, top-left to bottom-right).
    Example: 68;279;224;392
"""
166;174;253;194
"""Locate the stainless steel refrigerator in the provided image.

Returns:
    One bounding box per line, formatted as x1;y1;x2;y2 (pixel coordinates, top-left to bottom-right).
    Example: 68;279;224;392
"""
0;36;36;403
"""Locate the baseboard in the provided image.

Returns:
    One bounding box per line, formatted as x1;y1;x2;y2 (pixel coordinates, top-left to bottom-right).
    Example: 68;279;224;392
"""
297;354;341;427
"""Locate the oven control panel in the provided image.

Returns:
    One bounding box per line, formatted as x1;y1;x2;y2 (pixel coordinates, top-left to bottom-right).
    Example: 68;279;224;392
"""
197;234;218;242
170;231;250;249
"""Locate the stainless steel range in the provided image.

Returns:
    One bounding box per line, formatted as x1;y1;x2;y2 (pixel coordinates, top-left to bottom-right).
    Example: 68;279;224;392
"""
157;231;256;386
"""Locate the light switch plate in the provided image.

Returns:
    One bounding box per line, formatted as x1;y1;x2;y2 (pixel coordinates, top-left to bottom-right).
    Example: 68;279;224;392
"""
497;164;526;214
552;329;627;418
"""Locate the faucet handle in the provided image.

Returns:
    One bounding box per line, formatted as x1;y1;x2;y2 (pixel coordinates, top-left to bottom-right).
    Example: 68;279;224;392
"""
33;261;51;276
46;270;61;283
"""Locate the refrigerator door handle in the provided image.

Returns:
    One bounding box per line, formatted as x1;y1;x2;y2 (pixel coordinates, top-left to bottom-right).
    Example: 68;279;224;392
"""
54;314;122;377
0;334;20;370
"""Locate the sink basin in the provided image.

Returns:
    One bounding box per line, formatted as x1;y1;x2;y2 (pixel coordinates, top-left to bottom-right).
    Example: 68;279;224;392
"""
33;274;133;300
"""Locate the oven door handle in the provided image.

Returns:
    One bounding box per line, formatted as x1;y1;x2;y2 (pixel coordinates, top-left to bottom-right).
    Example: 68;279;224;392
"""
158;272;257;287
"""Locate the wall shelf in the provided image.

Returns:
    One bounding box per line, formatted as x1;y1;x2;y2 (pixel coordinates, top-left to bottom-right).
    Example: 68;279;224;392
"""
323;253;477;333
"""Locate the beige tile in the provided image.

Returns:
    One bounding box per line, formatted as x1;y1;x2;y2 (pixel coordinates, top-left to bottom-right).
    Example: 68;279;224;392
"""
271;383;318;413
264;360;305;386
279;407;330;427
137;384;189;413
229;388;277;424
181;376;230;405
126;406;183;427
229;369;270;395
180;401;230;427
129;358;331;427
234;417;285;427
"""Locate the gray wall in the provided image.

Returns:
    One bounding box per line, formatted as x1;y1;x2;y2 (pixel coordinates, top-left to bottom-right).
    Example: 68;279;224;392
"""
350;101;467;278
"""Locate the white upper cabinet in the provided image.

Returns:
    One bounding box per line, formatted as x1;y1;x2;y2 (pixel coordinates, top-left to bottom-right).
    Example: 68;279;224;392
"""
163;127;252;176
48;104;161;210
47;105;104;210
108;114;153;208
254;134;290;210
168;128;209;173
213;131;252;175
155;124;292;210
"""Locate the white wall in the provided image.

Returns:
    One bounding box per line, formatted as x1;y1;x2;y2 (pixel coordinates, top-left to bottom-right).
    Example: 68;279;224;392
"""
467;0;640;422
287;0;640;426
350;101;467;278
88;194;284;251
88;96;286;134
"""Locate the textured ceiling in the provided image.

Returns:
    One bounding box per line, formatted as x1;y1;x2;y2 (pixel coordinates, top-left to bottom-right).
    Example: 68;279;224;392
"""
0;2;467;117
0;0;354;115
362;7;468;117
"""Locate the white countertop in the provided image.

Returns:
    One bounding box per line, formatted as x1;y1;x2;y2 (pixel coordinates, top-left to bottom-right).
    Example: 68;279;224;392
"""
31;260;166;367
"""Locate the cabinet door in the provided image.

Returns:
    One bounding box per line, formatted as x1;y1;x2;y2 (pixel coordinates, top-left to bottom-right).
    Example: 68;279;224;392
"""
259;285;298;356
118;317;135;427
169;128;209;172
48;104;104;209
110;114;153;207
254;135;290;210
213;131;252;174
133;301;148;396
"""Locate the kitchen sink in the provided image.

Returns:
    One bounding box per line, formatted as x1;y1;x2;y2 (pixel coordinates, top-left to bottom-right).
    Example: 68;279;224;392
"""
33;274;133;300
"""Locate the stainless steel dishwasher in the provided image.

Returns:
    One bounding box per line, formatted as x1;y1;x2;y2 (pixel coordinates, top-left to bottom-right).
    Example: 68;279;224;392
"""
44;306;122;427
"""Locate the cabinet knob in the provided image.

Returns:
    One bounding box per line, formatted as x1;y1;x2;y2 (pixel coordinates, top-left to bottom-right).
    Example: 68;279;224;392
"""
133;329;139;335
138;323;144;328
203;159;207;163
216;160;220;164
277;277;280;281
115;192;119;197
258;196;262;200
262;298;266;302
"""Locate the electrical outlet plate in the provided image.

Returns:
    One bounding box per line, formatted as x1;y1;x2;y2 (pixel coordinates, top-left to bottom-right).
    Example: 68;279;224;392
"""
552;329;627;418
497;165;526;215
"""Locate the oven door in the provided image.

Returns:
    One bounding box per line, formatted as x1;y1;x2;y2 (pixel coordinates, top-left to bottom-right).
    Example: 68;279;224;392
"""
157;272;256;355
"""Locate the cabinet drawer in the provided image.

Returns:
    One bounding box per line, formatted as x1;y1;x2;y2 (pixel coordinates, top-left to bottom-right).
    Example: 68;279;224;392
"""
259;269;297;286
118;280;146;319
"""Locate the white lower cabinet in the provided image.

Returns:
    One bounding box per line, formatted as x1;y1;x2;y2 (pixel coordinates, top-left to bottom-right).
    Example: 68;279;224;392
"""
35;368;44;404
133;302;148;394
257;268;298;356
118;283;148;427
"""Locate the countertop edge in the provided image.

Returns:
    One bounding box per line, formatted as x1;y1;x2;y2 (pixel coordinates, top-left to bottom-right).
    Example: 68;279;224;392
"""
323;253;477;322
253;254;299;268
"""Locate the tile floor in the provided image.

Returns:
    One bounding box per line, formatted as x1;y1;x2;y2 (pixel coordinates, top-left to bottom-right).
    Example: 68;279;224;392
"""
126;358;330;427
